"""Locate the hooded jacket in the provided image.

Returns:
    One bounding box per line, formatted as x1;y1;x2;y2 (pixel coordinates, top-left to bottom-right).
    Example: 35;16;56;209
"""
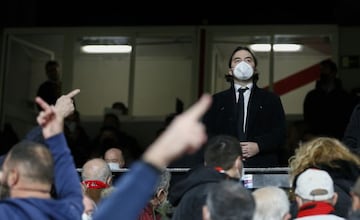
169;165;238;220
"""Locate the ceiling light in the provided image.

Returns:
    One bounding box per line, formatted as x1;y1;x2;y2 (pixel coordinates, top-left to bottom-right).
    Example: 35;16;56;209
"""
250;44;302;52
81;45;132;54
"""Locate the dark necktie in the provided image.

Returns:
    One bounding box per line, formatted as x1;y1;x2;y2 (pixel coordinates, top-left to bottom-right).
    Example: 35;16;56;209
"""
237;87;248;141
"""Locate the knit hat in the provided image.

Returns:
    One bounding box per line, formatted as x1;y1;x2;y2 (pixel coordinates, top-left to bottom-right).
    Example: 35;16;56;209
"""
295;168;334;201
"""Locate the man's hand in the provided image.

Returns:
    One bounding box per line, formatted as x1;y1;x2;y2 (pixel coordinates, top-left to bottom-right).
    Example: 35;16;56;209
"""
36;97;64;139
55;89;80;118
143;94;212;169
240;142;259;159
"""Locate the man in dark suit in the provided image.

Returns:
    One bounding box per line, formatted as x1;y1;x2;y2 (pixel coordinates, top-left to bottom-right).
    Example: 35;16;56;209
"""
203;46;286;168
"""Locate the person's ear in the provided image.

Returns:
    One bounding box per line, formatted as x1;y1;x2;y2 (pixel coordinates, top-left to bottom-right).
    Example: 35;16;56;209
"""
331;192;338;206
7;169;19;187
351;193;360;211
202;206;210;220
235;156;243;178
283;213;292;220
156;188;167;203
295;195;303;208
235;156;242;169
106;175;113;185
80;182;87;193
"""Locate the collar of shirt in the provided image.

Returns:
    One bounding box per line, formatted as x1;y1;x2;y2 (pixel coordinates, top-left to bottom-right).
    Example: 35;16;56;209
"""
234;82;253;101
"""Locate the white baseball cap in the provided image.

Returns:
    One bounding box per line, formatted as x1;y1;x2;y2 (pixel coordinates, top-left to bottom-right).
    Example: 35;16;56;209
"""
295;168;334;201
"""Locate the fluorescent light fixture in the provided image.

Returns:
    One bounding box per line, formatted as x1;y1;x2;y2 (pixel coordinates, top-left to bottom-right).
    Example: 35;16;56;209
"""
250;44;271;52
81;45;132;54
250;44;302;52
273;44;302;52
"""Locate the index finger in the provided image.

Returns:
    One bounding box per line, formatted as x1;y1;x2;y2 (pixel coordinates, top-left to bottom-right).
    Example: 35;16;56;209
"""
65;89;80;98
35;96;50;111
183;93;212;120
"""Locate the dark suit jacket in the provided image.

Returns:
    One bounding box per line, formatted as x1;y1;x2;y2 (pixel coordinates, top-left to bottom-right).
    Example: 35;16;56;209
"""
343;103;360;155
203;84;286;167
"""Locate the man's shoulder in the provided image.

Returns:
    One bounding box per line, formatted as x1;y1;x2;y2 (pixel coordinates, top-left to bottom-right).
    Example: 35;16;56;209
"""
353;103;360;112
37;81;54;93
213;88;232;96
175;174;220;207
38;80;53;87
253;86;281;100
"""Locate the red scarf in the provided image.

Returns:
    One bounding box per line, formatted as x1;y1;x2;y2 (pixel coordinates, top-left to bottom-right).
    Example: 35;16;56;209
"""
297;201;335;217
214;166;226;173
82;180;109;189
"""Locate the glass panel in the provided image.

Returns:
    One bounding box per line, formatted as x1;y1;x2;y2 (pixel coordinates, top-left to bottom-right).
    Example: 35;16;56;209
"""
133;35;195;116
273;34;333;115
2;33;62;137
73;35;131;118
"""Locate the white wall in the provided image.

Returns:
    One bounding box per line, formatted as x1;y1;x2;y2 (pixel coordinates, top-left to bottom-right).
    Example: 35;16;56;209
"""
133;57;193;116
339;27;360;93
73;56;130;117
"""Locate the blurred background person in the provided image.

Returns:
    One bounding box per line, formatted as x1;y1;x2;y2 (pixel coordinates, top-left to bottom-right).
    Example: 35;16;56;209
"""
81;158;113;204
111;101;128;115
202;180;255;220
138;169;171;220
36;60;62;111
104;147;125;170
343;103;360;155
252;186;291;220
91;113;141;165
82;194;97;220
349;176;360;219
303;59;356;140
64;109;91;168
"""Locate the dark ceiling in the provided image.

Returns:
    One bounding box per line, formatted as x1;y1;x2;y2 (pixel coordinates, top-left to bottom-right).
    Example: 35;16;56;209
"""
1;1;360;28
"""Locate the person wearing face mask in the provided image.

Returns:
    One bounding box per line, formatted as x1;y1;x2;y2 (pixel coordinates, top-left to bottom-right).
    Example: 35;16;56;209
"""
104;147;126;170
138;169;171;220
202;46;286;168
82;194;97;220
104;147;126;182
81;158;114;204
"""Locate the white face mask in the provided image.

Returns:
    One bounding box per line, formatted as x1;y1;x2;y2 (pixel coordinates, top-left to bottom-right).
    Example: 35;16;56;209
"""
82;213;93;220
233;61;254;81
107;162;120;170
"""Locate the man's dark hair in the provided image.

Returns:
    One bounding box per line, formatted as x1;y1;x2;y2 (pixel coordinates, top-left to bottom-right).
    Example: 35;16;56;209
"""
226;46;259;83
45;60;59;72
228;46;258;68
320;59;337;73
6;140;54;184
206;180;255;220
204;135;242;170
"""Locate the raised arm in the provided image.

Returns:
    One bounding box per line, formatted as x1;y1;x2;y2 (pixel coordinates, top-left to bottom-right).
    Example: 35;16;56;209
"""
54;89;80;118
36;96;64;138
93;94;212;220
143;93;212;169
36;93;83;219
